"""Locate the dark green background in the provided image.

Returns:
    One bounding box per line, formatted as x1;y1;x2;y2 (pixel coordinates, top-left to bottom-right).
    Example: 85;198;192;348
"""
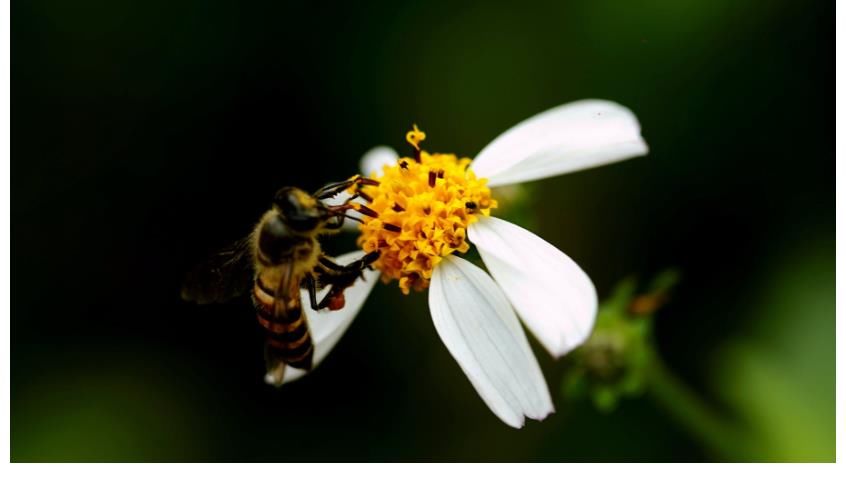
12;0;833;461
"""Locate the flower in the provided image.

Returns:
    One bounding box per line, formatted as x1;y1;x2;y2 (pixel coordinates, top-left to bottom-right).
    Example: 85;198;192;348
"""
281;100;648;428
355;126;497;294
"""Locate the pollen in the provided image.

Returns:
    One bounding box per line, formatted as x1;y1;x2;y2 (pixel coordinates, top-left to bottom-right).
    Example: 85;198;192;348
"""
355;127;497;294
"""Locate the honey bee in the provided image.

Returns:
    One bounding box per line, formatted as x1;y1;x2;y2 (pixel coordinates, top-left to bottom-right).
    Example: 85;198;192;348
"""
181;176;380;386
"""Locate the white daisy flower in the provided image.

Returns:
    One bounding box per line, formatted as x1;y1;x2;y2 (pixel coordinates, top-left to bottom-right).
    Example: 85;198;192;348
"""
284;99;648;428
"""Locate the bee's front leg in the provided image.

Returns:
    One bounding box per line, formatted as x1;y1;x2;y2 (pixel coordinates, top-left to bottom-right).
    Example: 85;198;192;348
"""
318;251;379;274
313;175;379;200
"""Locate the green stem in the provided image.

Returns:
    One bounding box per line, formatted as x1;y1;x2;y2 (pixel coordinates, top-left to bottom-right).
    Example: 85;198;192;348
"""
646;349;746;458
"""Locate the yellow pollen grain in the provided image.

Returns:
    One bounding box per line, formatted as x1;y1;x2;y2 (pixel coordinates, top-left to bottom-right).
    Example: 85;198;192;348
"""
356;127;497;294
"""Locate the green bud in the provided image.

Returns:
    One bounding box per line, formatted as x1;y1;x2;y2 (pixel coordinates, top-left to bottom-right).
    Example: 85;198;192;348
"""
561;269;680;411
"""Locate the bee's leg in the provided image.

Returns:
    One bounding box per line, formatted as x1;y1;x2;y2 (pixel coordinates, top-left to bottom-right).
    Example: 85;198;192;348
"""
313;176;379;200
323;215;344;230
322;212;365;230
312;252;380;311
318;251;379;274
316;283;347;311
313;178;358;199
324;204;369;224
318;256;346;272
304;273;320;311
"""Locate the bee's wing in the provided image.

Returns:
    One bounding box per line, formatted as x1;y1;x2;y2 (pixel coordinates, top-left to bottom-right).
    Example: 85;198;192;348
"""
181;234;255;304
271;259;300;318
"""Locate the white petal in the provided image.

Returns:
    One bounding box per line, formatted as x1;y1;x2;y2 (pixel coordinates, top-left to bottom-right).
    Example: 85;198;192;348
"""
468;216;597;357
428;256;554;428
359;146;399;177
472;100;648;187
278;251;380;384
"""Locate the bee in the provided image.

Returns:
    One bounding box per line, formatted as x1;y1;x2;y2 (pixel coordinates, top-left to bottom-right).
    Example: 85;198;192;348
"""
181;176;380;386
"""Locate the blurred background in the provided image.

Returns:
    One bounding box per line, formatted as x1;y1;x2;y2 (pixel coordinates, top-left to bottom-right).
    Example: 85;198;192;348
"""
12;0;833;461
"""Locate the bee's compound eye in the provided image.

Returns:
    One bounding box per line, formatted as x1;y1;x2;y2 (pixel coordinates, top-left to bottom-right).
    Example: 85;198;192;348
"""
273;187;322;232
286;215;319;232
258;215;291;263
273;187;299;214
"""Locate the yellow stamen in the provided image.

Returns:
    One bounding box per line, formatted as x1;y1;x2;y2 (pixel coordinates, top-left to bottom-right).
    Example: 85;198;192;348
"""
356;126;497;294
405;124;426;151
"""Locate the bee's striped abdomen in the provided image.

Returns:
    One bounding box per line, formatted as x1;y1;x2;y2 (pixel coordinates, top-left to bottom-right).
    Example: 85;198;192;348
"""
252;280;314;371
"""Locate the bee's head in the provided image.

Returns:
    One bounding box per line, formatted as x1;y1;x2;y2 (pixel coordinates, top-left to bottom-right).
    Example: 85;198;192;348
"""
272;187;327;233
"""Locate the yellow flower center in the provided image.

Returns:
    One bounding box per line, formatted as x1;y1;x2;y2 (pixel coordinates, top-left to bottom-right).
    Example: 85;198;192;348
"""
354;126;497;294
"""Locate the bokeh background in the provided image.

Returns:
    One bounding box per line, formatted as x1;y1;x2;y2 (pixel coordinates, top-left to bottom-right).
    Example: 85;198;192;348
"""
12;0;833;461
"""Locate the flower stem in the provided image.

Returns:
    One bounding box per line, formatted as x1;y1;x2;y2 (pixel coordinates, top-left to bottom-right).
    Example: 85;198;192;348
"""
645;349;747;458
